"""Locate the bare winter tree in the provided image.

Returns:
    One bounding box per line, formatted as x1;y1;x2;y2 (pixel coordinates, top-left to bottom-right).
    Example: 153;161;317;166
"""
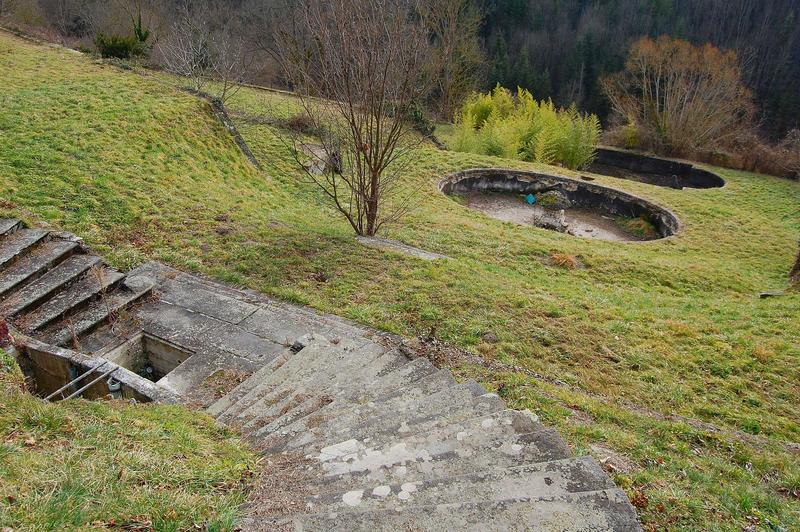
158;0;249;103
791;240;800;290
273;0;432;236
0;0;16;18
602;36;755;157
420;0;484;119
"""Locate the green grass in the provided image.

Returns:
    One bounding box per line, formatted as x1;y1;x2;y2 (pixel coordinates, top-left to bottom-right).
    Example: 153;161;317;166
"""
1;32;799;529
0;349;255;530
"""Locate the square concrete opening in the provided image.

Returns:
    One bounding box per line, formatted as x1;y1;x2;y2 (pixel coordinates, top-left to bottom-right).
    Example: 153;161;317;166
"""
103;334;193;382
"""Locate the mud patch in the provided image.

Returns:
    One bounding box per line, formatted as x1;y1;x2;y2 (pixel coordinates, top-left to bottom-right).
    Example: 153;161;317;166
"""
464;193;650;242
590;443;640;474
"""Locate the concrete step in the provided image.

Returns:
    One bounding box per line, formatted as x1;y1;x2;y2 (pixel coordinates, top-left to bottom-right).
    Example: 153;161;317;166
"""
237;349;417;432
220;341;400;425
0;240;78;297
0;219;21;236
309;429;573;496
20;268;125;332
0;254;102;317
207;350;293;417
266;488;641;531
333;356;440;402
308;456;613;514
250;365;453;443
242;394;335;440
0;229;49;269
242;361;442;438
302;370;465;436
216;338;340;423
266;407;537;456
288;390;506;453
287;381;497;451
46;279;155;348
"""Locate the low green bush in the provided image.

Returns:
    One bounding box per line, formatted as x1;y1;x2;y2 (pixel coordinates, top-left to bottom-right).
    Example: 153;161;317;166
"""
452;85;601;170
94;34;145;59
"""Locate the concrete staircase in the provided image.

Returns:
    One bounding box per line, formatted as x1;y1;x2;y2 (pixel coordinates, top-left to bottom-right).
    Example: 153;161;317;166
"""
0;219;154;349
1;218;640;530
209;336;641;531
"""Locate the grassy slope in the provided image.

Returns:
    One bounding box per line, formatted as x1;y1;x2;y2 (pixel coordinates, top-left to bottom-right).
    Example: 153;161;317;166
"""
0;349;255;530
0;32;798;529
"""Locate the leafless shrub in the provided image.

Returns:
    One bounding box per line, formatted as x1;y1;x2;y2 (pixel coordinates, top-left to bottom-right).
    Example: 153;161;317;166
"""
602;36;755;157
157;0;249;103
419;0;484;119
273;0;433;236
791;241;800;291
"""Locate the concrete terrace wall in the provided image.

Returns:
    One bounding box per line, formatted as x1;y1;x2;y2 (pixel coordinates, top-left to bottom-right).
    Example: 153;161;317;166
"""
13;335;176;403
440;168;682;238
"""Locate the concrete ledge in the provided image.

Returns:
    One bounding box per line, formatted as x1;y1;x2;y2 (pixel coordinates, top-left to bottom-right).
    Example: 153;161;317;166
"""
356;236;449;261
11;332;178;403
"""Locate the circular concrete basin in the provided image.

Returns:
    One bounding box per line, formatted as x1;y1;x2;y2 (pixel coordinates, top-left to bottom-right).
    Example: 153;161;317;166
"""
440;168;681;242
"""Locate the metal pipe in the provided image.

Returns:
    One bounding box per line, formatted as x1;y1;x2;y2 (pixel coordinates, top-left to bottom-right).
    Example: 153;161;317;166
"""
60;367;117;401
44;360;108;401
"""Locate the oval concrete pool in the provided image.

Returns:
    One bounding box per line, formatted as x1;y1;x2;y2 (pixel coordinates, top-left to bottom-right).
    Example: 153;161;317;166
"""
588;148;725;189
441;168;681;242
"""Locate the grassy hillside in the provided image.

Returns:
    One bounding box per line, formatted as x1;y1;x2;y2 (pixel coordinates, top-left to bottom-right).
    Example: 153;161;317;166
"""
0;349;255;530
1;31;798;529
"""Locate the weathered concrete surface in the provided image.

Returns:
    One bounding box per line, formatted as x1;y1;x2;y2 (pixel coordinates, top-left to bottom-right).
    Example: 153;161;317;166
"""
1;254;101;316
440;168;681;239
355;236;449;261
0;229;48;268
0;240;78;297
256;489;640;531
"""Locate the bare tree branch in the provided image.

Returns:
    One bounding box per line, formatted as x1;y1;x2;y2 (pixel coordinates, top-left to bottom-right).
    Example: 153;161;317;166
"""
271;0;433;236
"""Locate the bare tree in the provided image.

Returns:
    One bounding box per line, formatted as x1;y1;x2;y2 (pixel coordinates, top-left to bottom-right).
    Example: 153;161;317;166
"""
158;0;249;103
158;2;212;92
273;0;432;236
791;240;800;290
0;0;17;18
601;36;755;156
420;0;484;119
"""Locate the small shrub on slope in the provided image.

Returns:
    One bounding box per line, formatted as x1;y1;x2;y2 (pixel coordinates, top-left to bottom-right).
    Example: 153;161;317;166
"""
95;34;146;59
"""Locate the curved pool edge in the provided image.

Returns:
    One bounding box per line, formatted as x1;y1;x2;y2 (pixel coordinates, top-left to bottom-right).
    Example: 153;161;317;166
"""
439;168;684;242
592;147;727;190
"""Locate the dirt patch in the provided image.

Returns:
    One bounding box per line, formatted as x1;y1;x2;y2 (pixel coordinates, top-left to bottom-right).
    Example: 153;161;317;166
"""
244;452;320;518
590;443;640;474
184;369;251;410
464;192;649;242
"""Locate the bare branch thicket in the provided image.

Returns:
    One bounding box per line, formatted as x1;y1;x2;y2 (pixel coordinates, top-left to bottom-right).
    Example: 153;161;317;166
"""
76;0;165;53
273;0;433;236
601;36;755;157
37;0;79;38
158;0;250;103
419;0;484;119
791;240;800;290
0;0;17;18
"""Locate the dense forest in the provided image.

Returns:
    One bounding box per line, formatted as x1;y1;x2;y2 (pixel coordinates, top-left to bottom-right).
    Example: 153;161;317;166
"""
479;0;800;138
3;0;799;137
